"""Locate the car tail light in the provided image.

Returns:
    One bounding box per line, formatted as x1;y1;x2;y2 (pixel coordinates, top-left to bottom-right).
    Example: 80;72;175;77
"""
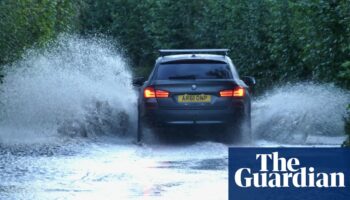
155;90;169;98
144;87;169;98
144;87;156;98
220;87;245;97
219;90;233;97
233;87;245;97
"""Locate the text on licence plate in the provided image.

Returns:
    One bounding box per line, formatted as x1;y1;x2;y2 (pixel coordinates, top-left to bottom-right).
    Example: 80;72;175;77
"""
178;94;211;103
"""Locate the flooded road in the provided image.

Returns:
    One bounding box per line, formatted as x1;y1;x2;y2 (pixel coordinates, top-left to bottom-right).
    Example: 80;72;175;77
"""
0;137;346;200
0;36;348;200
1;139;228;200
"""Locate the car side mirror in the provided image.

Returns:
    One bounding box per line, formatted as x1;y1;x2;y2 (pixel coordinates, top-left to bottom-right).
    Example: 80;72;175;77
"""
241;76;256;88
132;77;146;87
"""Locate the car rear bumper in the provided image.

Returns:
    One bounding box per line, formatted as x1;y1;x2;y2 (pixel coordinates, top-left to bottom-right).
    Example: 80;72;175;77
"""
143;106;245;126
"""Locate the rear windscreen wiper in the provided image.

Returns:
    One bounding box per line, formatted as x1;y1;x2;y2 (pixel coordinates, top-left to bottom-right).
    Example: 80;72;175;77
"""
168;75;196;80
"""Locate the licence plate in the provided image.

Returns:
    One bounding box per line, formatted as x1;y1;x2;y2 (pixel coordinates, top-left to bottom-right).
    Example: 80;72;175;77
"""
178;94;211;103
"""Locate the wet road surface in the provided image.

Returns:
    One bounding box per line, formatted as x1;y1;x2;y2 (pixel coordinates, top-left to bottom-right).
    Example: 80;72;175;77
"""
0;136;345;200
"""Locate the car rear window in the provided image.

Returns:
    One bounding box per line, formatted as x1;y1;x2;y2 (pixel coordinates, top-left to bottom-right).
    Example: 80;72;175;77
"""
156;60;232;80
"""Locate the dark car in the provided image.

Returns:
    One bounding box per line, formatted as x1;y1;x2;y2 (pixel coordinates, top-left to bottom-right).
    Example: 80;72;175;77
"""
133;49;256;143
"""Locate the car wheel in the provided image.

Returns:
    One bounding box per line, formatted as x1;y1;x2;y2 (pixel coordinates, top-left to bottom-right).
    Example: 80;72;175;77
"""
137;107;143;143
239;114;252;144
223;114;252;144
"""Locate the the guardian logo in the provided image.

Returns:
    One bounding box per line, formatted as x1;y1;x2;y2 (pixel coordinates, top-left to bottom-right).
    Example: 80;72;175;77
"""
229;148;350;200
234;152;345;188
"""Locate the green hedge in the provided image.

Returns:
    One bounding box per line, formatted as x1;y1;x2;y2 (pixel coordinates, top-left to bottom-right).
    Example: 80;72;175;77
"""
1;0;350;93
80;0;350;92
0;0;78;67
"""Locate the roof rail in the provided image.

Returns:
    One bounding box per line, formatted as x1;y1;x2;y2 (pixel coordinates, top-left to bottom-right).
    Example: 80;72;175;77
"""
159;49;229;56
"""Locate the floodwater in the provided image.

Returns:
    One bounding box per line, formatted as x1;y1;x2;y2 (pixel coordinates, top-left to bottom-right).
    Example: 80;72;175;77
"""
0;137;346;200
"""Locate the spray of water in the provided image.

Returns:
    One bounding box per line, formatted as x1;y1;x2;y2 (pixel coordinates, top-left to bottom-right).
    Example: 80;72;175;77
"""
0;35;137;144
0;35;348;146
252;83;349;144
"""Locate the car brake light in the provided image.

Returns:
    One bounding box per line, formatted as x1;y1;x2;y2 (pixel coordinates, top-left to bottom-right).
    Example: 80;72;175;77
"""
233;87;245;97
144;87;156;98
155;90;169;98
220;90;233;97
220;87;245;97
144;87;169;98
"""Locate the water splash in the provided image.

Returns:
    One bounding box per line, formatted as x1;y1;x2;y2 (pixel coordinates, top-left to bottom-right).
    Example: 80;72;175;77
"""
252;83;349;144
1;36;348;146
0;35;137;144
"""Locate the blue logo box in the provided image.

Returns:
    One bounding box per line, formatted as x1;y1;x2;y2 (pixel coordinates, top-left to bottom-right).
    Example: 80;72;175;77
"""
229;148;350;200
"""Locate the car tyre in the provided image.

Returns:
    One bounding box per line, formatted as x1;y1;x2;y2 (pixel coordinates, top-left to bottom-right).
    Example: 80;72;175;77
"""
223;114;252;144
137;107;143;144
239;115;252;144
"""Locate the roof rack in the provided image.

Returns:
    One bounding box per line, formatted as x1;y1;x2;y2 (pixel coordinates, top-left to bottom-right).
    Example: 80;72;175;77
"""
159;49;229;56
